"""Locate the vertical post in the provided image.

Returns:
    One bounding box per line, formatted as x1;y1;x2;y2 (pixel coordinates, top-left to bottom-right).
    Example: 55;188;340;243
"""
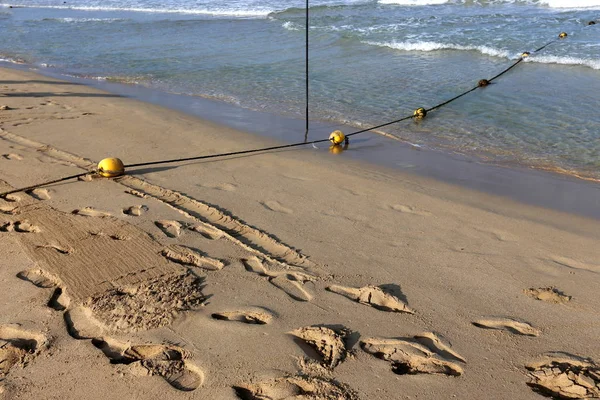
304;0;309;142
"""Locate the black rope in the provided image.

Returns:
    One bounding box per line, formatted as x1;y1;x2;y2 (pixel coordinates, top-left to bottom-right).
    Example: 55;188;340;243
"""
0;172;88;198
0;32;578;198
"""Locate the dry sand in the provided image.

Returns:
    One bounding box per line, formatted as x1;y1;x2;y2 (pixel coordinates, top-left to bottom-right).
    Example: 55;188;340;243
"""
0;67;599;400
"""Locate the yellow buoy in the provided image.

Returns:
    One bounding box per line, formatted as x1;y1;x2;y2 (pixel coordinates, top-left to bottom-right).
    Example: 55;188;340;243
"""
413;107;427;119
559;32;567;38
329;130;346;145
521;51;530;58
97;158;125;178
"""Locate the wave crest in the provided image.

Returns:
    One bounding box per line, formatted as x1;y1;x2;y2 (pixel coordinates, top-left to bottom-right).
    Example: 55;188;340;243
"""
364;40;511;58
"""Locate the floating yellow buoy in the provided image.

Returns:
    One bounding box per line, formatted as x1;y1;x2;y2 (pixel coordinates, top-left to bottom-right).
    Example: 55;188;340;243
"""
559;32;567;38
521;51;530;58
413;107;427;119
329;130;346;145
97;158;125;178
478;79;490;87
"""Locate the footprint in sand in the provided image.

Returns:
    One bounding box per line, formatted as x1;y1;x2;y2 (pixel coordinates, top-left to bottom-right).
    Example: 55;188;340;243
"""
0;220;40;233
475;227;517;242
188;224;224;240
290;326;351;369
92;338;204;392
472;318;541;337
36;243;73;254
361;332;465;376
0;194;21;203
526;352;600;399
198;182;237;192
0;204;16;215
47;287;70;311
17;267;71;311
17;268;60;288
122;205;148;216
26;188;51;201
261;200;293;214
326;284;414;314
242;256;315;302
389;204;432;217
155;220;182;238
0;324;49;376
234;375;357;400
211;309;273;325
549;255;600;273
161;245;224;271
1;153;23;160
89;231;130;241
64;306;105;340
71;207;112;217
524;287;571;304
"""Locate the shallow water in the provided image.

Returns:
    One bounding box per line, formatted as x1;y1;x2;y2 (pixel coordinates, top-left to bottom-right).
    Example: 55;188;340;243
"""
1;0;599;180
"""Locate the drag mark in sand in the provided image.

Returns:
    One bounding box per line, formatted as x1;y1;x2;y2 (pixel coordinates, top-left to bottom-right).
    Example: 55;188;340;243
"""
211;309;273;325
526;353;600;399
154;220;183;238
0;324;49;377
290;326;351;369
161;245;225;271
242;256;315;302
118;177;314;268
524;287;571;304
326;284;414;313
122;205;148;216
361;333;465;376
472;318;541;337
92;338;204;391
234;375;358;400
71;207;112;218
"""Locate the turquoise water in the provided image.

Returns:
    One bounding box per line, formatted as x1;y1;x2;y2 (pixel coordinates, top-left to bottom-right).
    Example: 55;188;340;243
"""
1;0;599;180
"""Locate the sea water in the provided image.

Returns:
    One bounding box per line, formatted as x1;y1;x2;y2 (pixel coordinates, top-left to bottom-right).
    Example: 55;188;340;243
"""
1;0;599;180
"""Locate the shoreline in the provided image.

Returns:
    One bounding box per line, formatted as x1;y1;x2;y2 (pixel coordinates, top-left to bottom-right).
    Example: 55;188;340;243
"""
3;62;598;219
0;65;599;400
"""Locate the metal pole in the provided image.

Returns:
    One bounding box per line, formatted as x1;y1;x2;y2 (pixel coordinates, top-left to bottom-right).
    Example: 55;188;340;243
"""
305;0;309;142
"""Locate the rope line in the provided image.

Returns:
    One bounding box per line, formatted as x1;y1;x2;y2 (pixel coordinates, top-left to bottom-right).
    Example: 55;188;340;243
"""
0;30;584;198
0;172;88;198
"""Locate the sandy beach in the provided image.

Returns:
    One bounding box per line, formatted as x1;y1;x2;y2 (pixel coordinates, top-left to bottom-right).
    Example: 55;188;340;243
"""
0;66;599;400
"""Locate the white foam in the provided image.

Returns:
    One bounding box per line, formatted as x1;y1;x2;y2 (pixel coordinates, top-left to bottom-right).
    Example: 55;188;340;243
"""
525;55;600;69
282;21;302;31
45;17;125;23
0;4;274;18
364;40;511;58
541;0;600;8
